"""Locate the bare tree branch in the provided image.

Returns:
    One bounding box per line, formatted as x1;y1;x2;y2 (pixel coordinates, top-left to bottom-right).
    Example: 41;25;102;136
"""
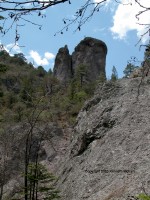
0;0;149;43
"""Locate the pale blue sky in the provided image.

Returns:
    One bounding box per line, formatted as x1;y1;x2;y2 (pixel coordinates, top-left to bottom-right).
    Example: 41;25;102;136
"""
0;0;149;78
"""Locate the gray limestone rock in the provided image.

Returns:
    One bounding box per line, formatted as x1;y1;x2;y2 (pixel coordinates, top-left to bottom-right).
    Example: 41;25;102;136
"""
56;77;150;200
130;64;150;78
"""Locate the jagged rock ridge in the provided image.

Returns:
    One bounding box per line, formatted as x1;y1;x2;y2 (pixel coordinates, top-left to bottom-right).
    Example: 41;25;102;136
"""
53;37;107;83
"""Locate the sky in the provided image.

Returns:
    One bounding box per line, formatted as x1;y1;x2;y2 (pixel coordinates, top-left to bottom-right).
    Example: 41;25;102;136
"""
0;0;150;78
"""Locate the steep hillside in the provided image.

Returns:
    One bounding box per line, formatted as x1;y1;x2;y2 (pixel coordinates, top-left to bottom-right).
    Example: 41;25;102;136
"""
0;39;149;200
55;77;150;200
0;49;98;126
0;38;108;199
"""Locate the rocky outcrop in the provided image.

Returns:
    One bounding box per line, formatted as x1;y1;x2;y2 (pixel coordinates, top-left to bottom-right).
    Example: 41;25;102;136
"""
56;77;150;200
53;37;107;83
53;45;72;83
72;37;107;82
130;64;150;78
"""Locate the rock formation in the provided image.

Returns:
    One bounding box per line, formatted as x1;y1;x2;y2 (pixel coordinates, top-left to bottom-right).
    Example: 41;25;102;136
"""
130;64;150;78
72;37;107;82
53;45;72;83
53;37;107;83
55;77;150;200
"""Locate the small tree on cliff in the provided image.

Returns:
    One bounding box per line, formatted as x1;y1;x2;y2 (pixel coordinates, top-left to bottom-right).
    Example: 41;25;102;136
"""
111;66;118;81
75;64;87;88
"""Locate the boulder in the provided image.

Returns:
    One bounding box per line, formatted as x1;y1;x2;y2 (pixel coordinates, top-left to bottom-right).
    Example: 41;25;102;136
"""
130;64;150;78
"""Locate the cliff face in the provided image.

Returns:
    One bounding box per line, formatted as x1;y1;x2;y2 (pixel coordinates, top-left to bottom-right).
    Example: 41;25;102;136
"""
53;37;107;83
55;77;150;200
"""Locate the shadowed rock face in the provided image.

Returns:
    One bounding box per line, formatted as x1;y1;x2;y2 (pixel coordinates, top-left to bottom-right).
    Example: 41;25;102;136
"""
72;37;107;82
53;45;72;83
53;37;107;83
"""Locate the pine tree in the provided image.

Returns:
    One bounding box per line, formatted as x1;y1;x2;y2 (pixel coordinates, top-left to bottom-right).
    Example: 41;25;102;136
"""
123;63;138;78
11;163;60;200
75;64;87;88
111;66;118;81
25;163;60;200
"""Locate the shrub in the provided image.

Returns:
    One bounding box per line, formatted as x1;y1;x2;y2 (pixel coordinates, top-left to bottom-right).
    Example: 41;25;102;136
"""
74;91;88;102
137;193;150;200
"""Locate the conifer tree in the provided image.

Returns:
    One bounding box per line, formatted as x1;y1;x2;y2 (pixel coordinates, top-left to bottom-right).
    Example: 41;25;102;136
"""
75;64;87;88
123;63;138;78
111;66;118;81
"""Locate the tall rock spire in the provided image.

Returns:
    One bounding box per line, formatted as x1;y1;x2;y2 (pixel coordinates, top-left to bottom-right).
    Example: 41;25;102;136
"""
53;45;72;83
72;37;107;82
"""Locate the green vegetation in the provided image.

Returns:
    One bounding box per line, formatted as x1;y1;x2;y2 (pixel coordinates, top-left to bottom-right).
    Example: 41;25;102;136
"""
111;66;118;81
0;86;61;199
75;64;87;88
123;63;138;78
137;193;150;200
12;163;60;200
0;52;102;127
0;63;7;73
